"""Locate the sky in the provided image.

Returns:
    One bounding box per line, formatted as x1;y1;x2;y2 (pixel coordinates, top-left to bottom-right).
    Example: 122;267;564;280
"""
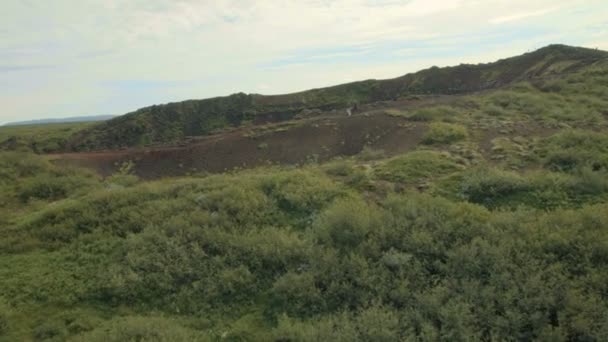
1;0;607;124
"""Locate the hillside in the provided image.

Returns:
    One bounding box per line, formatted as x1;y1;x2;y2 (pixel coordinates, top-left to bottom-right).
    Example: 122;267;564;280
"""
1;44;608;340
3;115;115;127
65;44;607;151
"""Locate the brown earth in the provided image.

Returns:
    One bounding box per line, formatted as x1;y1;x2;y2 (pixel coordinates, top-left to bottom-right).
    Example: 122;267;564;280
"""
51;111;428;179
48;92;583;179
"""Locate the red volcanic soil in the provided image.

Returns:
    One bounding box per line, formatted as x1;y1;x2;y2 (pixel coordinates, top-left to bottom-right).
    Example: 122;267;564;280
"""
51;112;428;179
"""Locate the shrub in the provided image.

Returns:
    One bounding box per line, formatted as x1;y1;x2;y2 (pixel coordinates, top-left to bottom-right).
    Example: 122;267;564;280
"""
17;172;99;203
459;168;528;208
486;89;550;117
386;105;459;122
422;122;468;145
375;150;462;183
483;104;510;117
18;176;70;202
323;159;354;177
33;319;67;341
271;305;401;342
105;174;139;188
539;130;608;172
261;169;344;227
0;152;53;188
314;197;381;250
72;316;206;342
0;299;9;336
270;272;325;317
357;146;386;161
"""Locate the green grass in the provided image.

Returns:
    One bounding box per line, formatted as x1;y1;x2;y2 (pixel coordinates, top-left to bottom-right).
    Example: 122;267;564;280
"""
2;45;608;341
2;137;608;340
374;150;463;183
422;122;468;145
0;122;94;153
385;105;461;121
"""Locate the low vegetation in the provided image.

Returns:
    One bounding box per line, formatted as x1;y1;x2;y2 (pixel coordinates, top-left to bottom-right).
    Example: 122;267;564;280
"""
2;125;608;340
422;122;468;145
1;45;608;341
0;122;94;153
36;44;606;151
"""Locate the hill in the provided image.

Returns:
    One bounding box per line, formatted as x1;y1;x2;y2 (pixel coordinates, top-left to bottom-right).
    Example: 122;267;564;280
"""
0;122;98;154
65;44;608;151
1;44;608;340
3;115;115;126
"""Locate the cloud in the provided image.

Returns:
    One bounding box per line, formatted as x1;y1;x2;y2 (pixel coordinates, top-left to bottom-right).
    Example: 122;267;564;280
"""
0;64;56;72
489;6;563;24
1;0;608;124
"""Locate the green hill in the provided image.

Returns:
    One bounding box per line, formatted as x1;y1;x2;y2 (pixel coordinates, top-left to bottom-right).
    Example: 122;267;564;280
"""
2;44;608;341
65;44;607;151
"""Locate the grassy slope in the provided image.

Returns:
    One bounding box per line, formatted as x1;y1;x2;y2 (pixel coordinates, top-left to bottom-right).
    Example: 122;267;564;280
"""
1;53;608;340
63;45;608;151
0;122;96;153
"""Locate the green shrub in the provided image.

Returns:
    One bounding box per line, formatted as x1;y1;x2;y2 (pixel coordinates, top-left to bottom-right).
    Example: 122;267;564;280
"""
260;169;344;227
386;106;459;121
422;122;468;145
33;319;67;341
0;299;9;336
323;159;354;177
568;167;608;196
72;316;206;342
18;175;97;202
486;89;550;116
459;168;529;208
18;176;70;202
458;167;608;210
483;104;510;117
104;174;139;188
270;272;325;317
539;130;608;172
271;305;401;342
0;152;51;183
357;146;385;161
375;150;462;183
314;197;381;251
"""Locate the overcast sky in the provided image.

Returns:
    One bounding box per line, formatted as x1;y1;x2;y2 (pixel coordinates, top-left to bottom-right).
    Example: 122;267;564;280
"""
1;0;607;124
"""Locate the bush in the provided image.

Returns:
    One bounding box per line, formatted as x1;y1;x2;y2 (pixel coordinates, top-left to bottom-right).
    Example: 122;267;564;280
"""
0;299;9;336
459;167;528;208
72;316;206;342
0;152;50;182
271;305;401;342
323;159;354;177
33;319;67;341
18;175;97;202
539;130;608;172
357;146;385;161
105;174;139;188
486;89;550;116
374;150;462;183
313;197;381;251
422;122;468;145
270;272;325;317
386;106;459;122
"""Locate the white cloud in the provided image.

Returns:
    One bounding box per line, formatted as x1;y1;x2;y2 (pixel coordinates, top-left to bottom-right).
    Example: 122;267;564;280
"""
489;6;563;24
1;0;608;123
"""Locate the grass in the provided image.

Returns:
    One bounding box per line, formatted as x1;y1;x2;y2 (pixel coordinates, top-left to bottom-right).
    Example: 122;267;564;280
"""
2;45;608;341
385;105;461;121
374;150;463;183
422;122;468;145
0;122;94;153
